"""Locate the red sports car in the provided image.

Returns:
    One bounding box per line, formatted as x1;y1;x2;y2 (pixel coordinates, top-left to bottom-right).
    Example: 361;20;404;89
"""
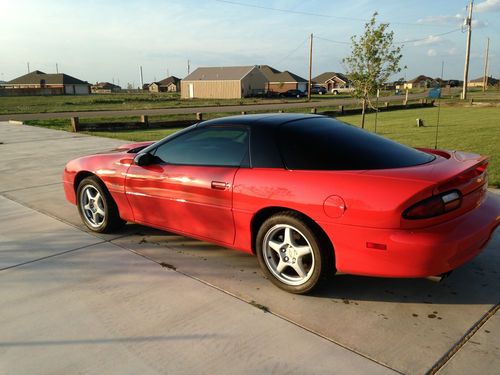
63;114;499;293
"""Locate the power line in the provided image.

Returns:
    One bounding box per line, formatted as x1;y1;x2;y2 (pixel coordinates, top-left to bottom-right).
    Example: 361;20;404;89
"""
315;28;461;47
314;36;351;45
214;0;453;28
394;28;462;44
275;36;309;64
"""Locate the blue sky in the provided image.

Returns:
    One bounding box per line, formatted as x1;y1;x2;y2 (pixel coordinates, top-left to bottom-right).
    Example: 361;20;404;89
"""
1;0;499;86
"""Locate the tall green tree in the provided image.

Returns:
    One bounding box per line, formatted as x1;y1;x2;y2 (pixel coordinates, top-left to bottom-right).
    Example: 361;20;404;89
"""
343;13;403;129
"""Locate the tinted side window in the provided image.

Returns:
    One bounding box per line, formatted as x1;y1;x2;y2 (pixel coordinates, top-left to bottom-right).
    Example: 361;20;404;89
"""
278;118;435;170
154;126;249;167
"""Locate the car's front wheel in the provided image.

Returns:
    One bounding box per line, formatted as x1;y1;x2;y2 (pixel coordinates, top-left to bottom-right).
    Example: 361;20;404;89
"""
256;212;333;294
77;176;125;233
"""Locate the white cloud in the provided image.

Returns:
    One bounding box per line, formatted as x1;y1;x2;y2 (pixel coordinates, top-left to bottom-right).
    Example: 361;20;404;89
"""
417;14;462;25
425;47;458;58
475;0;500;13
471;19;488;28
417;13;488;29
414;35;445;47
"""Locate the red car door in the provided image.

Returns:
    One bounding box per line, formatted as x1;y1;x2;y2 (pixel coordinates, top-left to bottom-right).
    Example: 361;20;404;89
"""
125;125;249;246
125;164;237;244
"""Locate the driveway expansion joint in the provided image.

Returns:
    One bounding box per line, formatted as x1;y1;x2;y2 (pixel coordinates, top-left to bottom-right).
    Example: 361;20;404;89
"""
110;239;402;374
427;303;500;374
0;240;107;272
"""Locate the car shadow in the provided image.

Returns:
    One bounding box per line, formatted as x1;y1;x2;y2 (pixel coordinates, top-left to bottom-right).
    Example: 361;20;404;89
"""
115;224;500;306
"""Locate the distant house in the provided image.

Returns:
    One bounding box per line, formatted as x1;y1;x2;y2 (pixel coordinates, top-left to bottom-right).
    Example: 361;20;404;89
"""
3;70;90;95
149;76;181;93
404;75;437;89
91;82;121;93
257;65;307;93
312;72;351;93
468;76;499;88
181;66;267;99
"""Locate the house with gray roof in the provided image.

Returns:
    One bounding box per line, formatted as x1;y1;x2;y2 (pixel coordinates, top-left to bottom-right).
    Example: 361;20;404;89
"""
181;66;267;99
149;76;181;93
312;72;351;93
403;75;437;90
4;70;90;95
91;82;121;93
258;65;308;93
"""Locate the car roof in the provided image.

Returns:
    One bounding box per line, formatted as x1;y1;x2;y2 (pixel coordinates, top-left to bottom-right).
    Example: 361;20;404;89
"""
198;113;325;128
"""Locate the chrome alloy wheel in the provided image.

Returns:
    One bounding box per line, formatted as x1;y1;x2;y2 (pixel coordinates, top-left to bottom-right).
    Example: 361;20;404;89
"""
262;224;315;286
80;185;106;228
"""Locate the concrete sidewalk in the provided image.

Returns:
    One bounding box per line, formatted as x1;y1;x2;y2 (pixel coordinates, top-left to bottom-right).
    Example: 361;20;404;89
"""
1;121;498;374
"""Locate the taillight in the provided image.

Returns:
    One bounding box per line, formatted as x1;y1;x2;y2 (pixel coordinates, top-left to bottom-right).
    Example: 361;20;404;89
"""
403;190;462;219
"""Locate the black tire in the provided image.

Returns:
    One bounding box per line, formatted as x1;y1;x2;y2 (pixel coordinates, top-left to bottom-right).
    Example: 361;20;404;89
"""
256;212;334;294
77;176;125;233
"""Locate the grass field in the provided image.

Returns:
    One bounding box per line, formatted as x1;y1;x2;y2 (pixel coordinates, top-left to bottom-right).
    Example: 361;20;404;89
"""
1;87;496;115
341;106;499;186
24;104;500;186
0;92;326;115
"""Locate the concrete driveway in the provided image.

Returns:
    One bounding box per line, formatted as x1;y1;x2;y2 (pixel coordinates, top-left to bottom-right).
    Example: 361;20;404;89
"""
0;121;498;374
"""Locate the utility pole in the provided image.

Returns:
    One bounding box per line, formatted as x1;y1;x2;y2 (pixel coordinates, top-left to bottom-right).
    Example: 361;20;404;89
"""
139;66;144;89
187;60;191;75
462;0;473;100
482;37;490;92
27;62;30;73
56;63;59;74
308;33;313;101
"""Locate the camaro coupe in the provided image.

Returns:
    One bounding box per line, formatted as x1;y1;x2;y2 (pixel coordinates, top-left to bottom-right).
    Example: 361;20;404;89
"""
64;114;499;293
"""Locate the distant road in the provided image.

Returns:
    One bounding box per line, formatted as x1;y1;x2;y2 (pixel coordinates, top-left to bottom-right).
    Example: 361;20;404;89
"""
0;93;427;121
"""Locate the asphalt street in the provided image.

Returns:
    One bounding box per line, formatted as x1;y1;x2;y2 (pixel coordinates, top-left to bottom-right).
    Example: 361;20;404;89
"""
0;121;498;374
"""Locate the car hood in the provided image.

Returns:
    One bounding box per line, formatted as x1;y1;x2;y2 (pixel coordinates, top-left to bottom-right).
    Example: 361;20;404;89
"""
113;141;156;153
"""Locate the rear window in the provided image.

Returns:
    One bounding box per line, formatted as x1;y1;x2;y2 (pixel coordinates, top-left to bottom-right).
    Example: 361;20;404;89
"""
278;117;435;170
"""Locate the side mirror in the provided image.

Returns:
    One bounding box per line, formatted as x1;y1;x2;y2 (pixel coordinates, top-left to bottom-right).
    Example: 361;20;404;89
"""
134;152;158;166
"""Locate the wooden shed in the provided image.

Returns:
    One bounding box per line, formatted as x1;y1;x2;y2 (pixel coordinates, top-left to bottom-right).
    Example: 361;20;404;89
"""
181;66;267;99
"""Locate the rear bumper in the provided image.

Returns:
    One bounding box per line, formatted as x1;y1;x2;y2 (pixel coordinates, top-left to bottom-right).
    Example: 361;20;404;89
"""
325;192;500;278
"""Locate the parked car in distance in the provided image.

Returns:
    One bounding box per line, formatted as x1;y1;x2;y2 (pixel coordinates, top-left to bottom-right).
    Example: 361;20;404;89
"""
63;114;499;294
331;87;354;95
310;85;327;95
279;89;306;98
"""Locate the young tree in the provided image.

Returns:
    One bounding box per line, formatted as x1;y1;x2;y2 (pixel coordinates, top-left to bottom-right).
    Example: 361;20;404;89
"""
343;13;403;128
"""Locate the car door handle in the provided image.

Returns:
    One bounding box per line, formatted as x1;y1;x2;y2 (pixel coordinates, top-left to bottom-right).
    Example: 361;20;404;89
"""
211;181;229;190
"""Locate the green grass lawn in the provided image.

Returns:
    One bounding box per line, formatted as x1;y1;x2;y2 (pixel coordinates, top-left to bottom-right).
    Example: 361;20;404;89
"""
0;92;315;115
24;103;500;186
341;106;500;186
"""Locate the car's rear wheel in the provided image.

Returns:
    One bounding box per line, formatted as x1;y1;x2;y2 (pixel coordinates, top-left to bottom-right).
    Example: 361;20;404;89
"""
77;176;125;233
256;212;332;294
